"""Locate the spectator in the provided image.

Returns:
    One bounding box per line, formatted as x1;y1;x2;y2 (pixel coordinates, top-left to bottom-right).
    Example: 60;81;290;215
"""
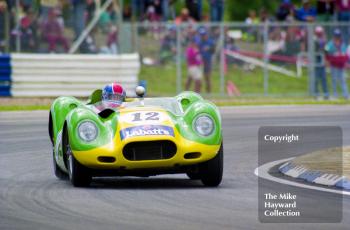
154;0;163;19
72;0;85;39
197;27;215;93
182;23;197;45
325;29;349;99
314;26;329;100
86;0;96;24
175;8;195;24
100;25;118;54
40;0;58;21
71;0;88;53
123;4;132;21
143;0;162;22
283;26;302;57
99;4;118;33
161;0;171;21
317;0;335;22
245;10;259;42
166;0;177;21
224;35;241;65
276;0;295;21
186;0;202;21
296;0;317;22
335;0;350;20
146;5;161;22
19;6;37;52
260;8;274;23
0;2;7;52
159;25;177;64
41;8;69;52
99;7;112;33
335;0;350;41
210;0;224;22
131;0;146;21
107;25;118;54
185;38;202;93
224;36;238;53
245;10;259;24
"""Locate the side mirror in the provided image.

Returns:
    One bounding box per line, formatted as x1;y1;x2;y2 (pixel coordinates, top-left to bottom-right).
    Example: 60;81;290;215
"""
135;86;146;98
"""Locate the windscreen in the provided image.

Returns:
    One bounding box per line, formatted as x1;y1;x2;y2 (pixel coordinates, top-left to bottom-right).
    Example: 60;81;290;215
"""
124;98;183;115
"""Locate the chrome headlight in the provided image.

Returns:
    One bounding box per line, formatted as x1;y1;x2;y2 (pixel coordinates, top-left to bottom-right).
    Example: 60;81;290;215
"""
193;115;215;136
78;121;98;142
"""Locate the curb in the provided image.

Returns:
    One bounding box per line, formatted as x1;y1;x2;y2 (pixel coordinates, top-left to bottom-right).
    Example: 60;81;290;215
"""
279;162;350;191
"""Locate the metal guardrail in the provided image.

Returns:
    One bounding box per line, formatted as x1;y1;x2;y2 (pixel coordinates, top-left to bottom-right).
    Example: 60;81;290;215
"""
0;55;11;96
3;53;140;97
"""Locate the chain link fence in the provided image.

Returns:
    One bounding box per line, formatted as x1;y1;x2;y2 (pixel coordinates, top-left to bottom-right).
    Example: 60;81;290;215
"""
1;6;350;98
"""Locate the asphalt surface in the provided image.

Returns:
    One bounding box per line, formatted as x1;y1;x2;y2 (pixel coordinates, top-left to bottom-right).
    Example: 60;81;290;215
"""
0;106;350;230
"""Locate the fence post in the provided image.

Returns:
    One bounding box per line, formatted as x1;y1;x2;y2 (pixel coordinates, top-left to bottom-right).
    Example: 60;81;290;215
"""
219;23;225;96
4;5;10;53
15;0;21;52
307;23;315;96
176;24;182;94
132;23;139;53
69;0;114;53
263;22;269;96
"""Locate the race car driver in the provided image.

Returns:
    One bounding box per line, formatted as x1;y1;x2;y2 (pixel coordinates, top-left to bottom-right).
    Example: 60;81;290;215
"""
92;83;126;113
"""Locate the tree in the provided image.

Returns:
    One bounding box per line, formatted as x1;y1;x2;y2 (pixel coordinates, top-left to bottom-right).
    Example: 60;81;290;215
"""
225;0;280;21
225;0;309;21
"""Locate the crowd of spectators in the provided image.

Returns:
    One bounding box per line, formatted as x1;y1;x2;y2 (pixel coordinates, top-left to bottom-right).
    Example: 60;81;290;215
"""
0;0;119;53
272;0;350;100
2;1;350;53
129;0;225;23
275;0;350;23
0;0;228;54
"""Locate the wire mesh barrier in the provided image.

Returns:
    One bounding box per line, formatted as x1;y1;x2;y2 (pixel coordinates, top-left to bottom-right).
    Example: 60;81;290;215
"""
135;22;350;98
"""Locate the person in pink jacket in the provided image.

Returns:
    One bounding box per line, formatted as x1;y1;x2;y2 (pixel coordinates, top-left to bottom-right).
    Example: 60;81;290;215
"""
41;9;69;52
185;39;203;93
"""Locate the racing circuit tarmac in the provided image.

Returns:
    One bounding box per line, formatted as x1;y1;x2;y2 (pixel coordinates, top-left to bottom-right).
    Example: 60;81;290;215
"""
0;105;350;230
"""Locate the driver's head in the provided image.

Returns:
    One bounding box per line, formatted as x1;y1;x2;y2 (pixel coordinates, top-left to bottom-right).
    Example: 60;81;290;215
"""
102;83;126;107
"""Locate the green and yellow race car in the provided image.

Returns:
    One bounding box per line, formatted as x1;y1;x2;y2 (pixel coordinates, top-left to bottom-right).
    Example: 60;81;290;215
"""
49;87;223;187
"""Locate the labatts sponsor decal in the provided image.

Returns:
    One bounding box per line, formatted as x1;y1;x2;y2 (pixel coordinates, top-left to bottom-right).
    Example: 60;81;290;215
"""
120;125;174;140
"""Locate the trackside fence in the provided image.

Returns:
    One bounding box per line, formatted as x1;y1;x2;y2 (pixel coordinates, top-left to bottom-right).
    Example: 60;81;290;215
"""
2;21;350;97
132;22;350;97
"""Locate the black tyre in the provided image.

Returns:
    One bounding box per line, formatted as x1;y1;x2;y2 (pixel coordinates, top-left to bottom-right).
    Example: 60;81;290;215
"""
199;143;223;187
63;128;91;187
50;113;67;179
53;150;68;180
186;171;201;180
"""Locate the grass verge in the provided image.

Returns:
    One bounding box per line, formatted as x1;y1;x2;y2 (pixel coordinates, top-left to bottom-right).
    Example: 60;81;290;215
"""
0;97;349;112
0;105;51;111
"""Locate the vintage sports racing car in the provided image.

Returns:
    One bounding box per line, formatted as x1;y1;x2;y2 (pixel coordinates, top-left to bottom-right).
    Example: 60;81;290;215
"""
49;87;223;187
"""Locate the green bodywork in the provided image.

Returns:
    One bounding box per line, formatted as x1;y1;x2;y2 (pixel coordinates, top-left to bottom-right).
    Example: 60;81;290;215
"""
49;91;222;171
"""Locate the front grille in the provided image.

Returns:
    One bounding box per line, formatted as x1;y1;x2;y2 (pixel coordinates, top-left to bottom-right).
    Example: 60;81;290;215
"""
122;141;177;161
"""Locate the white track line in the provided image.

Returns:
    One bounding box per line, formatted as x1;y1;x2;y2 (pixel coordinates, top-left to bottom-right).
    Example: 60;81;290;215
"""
254;157;350;196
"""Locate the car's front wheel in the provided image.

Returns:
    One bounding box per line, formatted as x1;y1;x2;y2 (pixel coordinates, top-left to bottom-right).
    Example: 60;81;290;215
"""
199;143;223;187
67;150;91;187
53;149;67;180
186;171;201;180
63;128;91;187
